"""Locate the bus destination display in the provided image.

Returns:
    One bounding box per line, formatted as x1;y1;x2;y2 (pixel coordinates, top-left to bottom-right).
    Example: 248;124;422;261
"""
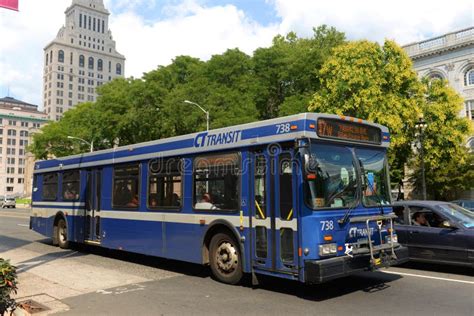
317;118;381;144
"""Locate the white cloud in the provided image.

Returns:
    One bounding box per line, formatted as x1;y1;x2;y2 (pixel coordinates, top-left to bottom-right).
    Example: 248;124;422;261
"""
109;1;279;78
0;0;65;106
270;0;473;44
0;0;472;108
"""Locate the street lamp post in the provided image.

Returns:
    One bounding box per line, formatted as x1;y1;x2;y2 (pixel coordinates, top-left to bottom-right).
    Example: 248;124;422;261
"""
67;136;94;153
183;100;210;131
415;117;427;200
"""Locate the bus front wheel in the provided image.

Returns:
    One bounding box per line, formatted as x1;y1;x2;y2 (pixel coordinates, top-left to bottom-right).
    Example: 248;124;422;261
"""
209;233;243;284
57;218;69;249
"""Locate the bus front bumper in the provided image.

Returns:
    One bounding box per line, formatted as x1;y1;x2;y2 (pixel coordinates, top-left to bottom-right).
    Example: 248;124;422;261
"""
304;246;409;284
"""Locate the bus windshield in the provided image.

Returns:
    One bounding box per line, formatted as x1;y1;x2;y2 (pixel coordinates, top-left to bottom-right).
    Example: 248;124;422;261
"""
355;147;391;206
305;143;358;209
305;142;390;210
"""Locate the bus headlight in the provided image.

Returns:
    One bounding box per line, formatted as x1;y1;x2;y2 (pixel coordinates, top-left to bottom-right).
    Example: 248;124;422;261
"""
319;243;337;256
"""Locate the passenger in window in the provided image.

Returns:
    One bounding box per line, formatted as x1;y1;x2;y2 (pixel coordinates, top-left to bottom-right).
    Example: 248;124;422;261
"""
150;197;158;207
412;212;430;227
171;193;181;207
64;183;78;200
127;195;139;208
195;193;217;210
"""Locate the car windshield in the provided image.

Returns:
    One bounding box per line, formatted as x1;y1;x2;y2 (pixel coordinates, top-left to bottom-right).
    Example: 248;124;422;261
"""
6;198;14;201
305;143;358;209
438;204;474;228
354;148;391;206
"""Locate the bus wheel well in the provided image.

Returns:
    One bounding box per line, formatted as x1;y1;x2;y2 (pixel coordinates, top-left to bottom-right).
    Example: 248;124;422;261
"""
52;212;66;246
202;224;239;265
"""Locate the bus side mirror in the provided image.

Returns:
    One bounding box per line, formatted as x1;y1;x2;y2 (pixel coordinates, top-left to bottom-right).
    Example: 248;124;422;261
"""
306;155;318;174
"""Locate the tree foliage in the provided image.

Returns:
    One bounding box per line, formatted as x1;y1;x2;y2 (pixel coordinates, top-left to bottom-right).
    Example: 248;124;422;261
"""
309;40;473;199
30;25;345;159
409;79;473;200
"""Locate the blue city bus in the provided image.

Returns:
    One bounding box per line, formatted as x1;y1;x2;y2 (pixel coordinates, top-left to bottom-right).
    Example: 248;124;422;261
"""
30;113;408;284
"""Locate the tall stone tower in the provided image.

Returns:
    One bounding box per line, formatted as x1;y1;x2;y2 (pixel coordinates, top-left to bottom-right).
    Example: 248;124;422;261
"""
43;0;125;121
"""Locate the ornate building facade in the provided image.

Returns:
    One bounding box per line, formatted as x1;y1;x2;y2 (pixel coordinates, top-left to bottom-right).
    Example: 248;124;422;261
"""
403;27;474;199
403;27;474;149
43;0;125;121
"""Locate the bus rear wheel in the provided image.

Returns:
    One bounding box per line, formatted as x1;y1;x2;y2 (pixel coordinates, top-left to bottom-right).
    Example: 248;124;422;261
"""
57;218;69;249
209;233;243;284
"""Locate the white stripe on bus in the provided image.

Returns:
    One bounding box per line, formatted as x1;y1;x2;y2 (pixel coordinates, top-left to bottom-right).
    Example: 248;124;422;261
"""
31;207;298;231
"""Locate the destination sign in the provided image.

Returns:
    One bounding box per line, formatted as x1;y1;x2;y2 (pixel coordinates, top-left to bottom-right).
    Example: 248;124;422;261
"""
317;118;381;144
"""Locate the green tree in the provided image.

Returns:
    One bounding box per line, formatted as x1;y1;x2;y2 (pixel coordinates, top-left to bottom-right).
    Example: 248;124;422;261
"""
309;40;473;198
410;78;473;200
254;25;346;119
309;40;424;185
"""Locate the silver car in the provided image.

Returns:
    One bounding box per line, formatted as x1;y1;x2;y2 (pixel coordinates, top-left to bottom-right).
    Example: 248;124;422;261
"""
1;197;16;208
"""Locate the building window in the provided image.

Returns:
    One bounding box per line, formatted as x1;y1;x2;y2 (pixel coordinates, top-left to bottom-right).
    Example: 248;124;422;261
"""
7;129;16;136
108;61;111;73
88;16;91;30
8;120;16;126
466;100;474;120
88;57;94;70
50;51;53;63
465;67;474;86
93;17;96;31
79;55;85;67
193;153;240;211
113;164;140;209
70;52;73;65
45;53;49;65
116;63;122;75
58;50;64;63
429;73;443;80
102;20;105;33
79;13;82;27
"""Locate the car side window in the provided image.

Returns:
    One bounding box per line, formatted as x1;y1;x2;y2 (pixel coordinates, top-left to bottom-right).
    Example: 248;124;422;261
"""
393;206;406;224
409;206;446;228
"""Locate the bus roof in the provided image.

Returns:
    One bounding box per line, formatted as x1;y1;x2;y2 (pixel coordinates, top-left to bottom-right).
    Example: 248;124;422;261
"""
34;112;390;173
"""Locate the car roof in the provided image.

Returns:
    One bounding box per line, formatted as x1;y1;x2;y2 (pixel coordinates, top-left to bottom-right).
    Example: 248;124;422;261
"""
393;200;453;207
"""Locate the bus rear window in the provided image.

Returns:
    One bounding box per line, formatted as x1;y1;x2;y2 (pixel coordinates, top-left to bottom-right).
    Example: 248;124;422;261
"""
194;153;240;211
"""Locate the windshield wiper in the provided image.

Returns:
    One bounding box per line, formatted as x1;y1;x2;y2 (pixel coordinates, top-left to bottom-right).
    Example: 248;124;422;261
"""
338;185;359;224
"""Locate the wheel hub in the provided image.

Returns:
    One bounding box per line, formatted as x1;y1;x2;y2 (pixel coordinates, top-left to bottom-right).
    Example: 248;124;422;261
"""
216;242;238;274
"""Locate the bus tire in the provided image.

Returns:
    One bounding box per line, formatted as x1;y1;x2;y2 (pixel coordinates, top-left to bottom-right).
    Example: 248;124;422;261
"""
57;218;69;249
209;233;243;284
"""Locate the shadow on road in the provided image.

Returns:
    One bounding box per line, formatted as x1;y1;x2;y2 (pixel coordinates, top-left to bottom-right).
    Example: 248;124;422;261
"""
66;242;400;301
398;261;474;276
0;235;33;253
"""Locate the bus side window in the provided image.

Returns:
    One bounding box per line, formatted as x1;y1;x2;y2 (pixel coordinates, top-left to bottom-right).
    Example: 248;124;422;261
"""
113;164;140;209
194;153;240;211
148;158;182;209
42;173;58;200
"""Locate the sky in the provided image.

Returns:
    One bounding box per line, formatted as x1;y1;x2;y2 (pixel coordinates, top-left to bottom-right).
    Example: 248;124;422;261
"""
0;0;472;108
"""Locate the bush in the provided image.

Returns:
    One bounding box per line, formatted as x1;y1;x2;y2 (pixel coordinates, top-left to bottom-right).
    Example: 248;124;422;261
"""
0;259;18;316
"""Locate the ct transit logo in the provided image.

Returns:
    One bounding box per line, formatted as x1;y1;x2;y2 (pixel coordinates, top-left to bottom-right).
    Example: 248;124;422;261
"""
194;130;242;148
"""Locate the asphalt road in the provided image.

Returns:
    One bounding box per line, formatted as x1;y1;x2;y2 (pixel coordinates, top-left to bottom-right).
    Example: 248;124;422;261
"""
1;208;473;315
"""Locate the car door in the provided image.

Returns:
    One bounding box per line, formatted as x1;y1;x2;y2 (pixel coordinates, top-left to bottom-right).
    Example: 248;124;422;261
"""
407;205;467;264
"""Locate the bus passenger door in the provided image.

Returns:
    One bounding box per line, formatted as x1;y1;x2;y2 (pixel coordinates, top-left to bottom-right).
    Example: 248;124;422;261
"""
85;169;102;243
252;149;298;276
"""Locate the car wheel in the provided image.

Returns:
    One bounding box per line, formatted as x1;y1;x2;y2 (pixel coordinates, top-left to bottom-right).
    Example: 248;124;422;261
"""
57;219;69;249
209;233;243;284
